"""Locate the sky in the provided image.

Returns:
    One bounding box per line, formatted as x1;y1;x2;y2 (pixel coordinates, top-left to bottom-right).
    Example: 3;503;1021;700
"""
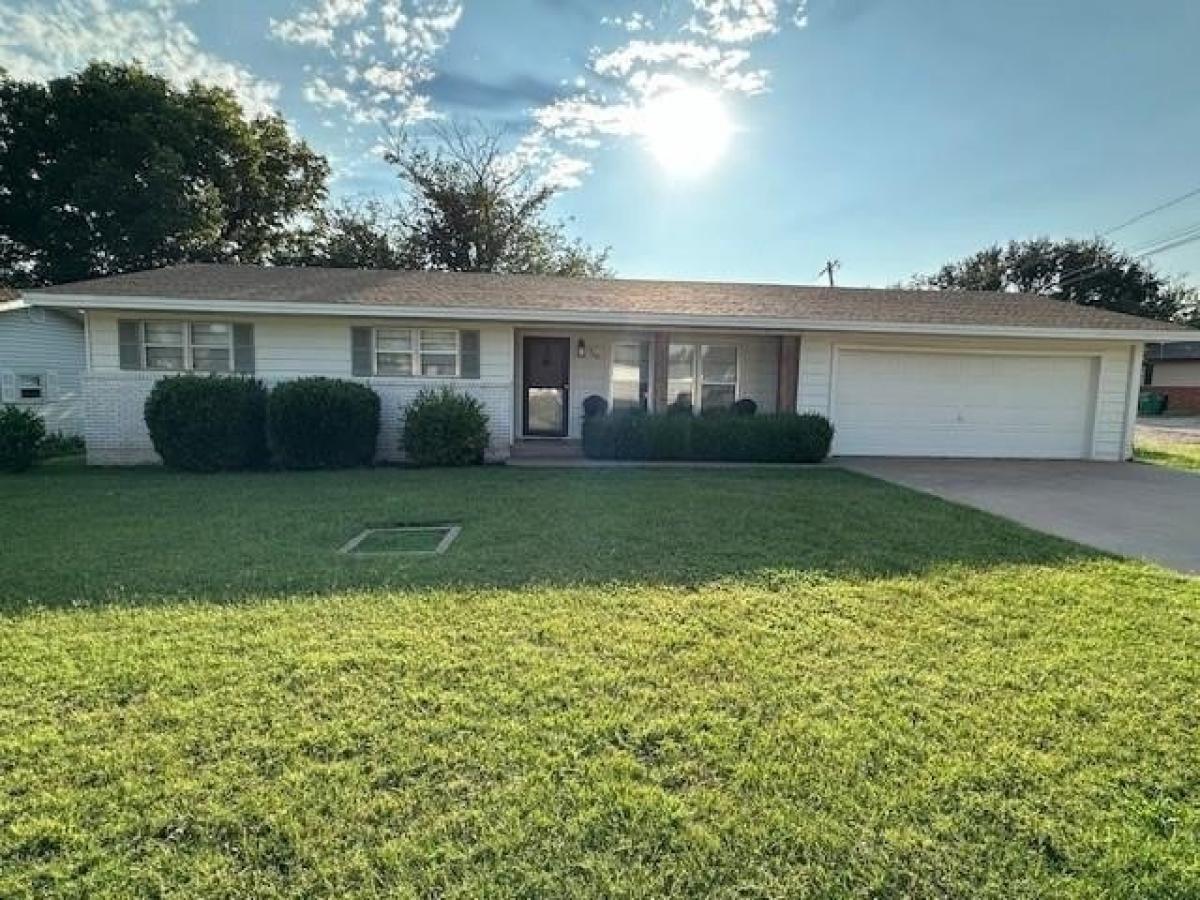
2;0;1199;288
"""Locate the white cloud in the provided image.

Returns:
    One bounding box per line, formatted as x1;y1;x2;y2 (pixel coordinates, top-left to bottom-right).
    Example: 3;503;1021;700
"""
274;0;462;127
516;0;807;191
0;0;280;116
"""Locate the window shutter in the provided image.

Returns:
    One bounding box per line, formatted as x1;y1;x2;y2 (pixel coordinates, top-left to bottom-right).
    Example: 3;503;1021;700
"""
0;372;15;403
118;320;143;370
233;323;255;373
351;327;374;376
460;330;480;379
45;371;59;401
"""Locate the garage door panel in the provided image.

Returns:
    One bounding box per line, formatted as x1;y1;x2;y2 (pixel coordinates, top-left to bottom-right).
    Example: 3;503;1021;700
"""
833;349;1097;459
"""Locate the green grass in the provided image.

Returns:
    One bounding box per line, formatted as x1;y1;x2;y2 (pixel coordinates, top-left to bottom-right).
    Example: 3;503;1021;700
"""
1135;436;1200;471
1;466;1198;898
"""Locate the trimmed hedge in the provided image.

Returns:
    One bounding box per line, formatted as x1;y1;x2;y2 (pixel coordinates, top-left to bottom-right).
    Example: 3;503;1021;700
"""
268;377;380;469
0;406;47;473
144;375;268;472
582;411;834;463
402;388;490;467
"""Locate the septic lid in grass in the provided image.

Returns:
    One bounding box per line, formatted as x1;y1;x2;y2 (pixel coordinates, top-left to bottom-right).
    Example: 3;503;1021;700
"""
338;525;461;556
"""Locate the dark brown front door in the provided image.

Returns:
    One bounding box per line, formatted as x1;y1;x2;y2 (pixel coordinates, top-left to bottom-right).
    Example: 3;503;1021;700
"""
523;337;570;437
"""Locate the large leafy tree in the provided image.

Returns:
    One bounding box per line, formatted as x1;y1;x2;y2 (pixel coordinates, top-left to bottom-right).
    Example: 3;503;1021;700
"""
382;123;610;277
912;237;1197;323
276;199;407;270
0;63;329;287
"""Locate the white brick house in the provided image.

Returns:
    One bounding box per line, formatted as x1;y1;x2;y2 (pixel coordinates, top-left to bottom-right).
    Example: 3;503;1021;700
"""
7;264;1196;465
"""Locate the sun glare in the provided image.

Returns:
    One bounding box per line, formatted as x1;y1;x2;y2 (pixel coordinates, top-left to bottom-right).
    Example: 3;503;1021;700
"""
639;88;733;176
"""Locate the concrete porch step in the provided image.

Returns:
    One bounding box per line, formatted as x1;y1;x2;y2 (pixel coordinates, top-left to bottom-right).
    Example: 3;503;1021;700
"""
510;439;584;459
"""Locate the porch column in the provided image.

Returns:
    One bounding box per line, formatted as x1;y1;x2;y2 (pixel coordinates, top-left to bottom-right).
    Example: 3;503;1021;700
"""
777;335;800;413
652;332;670;411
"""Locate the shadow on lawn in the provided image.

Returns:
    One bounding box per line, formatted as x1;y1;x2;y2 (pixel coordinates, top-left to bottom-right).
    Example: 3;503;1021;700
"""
0;465;1104;613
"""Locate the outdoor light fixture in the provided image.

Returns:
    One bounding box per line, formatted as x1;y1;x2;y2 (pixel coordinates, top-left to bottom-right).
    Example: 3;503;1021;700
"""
577;338;586;358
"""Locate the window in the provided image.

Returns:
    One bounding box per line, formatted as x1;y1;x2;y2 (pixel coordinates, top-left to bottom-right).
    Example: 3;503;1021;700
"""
189;323;232;372
18;374;44;401
667;343;738;412
121;321;248;372
610;342;650;412
144;321;186;371
376;328;414;375
372;328;460;377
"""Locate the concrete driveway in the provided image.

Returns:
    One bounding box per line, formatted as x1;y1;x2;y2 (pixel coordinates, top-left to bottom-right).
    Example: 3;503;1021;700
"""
840;458;1200;574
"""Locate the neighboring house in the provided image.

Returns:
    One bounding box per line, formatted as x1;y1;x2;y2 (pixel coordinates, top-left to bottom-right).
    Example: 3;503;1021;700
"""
0;295;86;437
1143;341;1200;413
11;263;1196;465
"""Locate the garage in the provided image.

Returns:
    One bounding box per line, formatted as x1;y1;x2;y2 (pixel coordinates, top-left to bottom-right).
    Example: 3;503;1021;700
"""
832;348;1099;458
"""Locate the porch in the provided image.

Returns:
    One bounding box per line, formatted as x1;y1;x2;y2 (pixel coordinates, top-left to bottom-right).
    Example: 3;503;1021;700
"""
510;327;801;445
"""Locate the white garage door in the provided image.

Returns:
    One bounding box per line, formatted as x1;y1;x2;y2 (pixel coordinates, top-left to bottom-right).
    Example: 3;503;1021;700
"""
833;349;1098;458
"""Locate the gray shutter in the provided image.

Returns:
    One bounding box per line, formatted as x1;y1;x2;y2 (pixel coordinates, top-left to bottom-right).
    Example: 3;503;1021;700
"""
0;372;15;403
460;329;480;379
351;327;374;376
233;323;255;373
118;320;143;370
44;371;59;401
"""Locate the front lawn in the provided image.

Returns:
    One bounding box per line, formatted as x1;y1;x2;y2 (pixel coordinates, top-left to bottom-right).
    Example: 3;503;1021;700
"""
1135;436;1200;472
2;467;1197;897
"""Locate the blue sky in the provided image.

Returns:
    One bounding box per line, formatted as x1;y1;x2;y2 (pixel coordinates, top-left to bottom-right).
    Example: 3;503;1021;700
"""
2;0;1199;287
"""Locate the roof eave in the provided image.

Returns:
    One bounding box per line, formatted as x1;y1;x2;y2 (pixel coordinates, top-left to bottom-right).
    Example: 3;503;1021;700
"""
24;291;1196;343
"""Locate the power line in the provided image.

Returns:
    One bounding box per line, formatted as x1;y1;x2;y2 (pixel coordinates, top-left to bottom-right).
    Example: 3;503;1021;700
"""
1100;184;1200;237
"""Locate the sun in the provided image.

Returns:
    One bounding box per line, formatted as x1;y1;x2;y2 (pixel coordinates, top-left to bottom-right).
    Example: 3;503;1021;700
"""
639;87;734;176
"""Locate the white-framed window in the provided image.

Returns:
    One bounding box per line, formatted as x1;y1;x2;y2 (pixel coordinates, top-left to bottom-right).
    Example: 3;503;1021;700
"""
667;342;738;412
129;321;238;372
18;374;44;402
610;341;650;412
373;328;461;377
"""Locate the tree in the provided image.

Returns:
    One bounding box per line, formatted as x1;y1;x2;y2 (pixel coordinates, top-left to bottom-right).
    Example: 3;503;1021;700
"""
275;199;407;270
0;63;329;287
383;122;610;277
912;237;1197;323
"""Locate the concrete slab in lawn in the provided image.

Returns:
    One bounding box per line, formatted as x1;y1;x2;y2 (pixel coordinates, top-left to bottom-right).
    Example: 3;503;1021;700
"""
839;459;1200;575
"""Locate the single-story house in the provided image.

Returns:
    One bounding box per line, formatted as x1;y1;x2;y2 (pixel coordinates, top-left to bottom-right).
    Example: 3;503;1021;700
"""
1143;341;1200;413
0;297;86;437
5;263;1195;464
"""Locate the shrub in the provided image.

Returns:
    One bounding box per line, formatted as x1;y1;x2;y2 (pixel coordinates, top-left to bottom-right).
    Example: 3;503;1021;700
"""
0;406;46;472
402;388;490;467
582;411;834;463
733;398;758;417
144;375;268;472
39;432;85;459
267;377;380;469
582;394;608;418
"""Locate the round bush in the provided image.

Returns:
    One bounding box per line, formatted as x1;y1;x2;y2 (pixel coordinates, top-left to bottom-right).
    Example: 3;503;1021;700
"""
268;377;380;469
403;388;490;467
733;397;758;417
0;406;46;472
143;375;268;472
582;394;608;418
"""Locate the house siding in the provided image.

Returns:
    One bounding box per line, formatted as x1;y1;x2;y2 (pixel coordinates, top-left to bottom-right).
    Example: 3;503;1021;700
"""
797;332;1141;461
0;308;85;436
1148;360;1200;387
84;311;514;465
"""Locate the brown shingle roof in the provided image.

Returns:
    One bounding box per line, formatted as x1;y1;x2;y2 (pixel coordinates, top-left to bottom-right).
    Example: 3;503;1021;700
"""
29;263;1195;333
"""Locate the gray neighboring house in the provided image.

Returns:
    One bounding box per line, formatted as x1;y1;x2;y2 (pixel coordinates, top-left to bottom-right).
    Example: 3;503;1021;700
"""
10;264;1199;464
0;291;86;437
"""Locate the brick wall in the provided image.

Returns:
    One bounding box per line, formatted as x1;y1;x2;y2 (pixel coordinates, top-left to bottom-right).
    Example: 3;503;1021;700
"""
1145;385;1200;414
83;373;514;466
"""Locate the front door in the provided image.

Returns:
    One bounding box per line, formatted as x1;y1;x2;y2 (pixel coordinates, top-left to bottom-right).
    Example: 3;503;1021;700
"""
523;337;571;437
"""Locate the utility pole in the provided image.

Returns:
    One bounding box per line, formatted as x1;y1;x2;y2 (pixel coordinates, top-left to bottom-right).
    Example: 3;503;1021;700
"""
817;259;841;287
